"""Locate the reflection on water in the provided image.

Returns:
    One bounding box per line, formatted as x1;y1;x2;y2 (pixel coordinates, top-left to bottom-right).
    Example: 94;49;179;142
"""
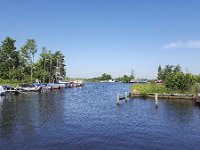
0;82;200;150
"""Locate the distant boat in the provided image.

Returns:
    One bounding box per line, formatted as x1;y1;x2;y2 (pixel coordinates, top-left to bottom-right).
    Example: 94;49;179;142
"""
0;86;6;96
108;79;117;82
100;79;117;83
130;80;148;84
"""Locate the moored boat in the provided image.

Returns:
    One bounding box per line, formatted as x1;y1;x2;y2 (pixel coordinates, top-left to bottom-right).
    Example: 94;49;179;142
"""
16;83;42;92
196;93;200;104
47;83;61;90
0;86;6;96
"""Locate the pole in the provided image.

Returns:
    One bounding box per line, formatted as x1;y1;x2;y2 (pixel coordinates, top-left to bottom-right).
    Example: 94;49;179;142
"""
155;94;158;108
125;92;128;102
117;94;120;105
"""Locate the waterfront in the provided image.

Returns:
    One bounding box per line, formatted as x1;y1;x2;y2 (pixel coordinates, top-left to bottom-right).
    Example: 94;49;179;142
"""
0;82;200;150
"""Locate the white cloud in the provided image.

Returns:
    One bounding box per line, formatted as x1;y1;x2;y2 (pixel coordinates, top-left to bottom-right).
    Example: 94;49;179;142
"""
162;40;200;49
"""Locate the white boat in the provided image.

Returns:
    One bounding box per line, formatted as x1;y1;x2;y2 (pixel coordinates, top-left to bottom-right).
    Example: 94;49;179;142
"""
0;86;6;96
16;84;42;92
196;93;200;103
58;80;84;88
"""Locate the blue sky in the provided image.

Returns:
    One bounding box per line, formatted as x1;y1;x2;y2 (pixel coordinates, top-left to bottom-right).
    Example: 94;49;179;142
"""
0;0;200;78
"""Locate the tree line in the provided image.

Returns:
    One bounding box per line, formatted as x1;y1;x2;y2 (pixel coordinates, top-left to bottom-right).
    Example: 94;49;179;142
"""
0;37;66;83
87;72;135;83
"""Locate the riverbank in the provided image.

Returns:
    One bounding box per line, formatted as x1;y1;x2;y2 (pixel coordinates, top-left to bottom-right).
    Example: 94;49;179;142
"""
130;83;197;100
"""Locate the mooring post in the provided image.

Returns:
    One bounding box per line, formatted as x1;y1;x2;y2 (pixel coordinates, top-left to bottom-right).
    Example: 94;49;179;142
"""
125;92;128;102
155;94;158;108
117;94;120;105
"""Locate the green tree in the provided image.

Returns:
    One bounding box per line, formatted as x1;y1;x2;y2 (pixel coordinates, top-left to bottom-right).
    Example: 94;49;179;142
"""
157;65;162;80
120;75;132;83
158;64;182;81
100;73;112;81
51;51;66;82
131;69;135;80
20;39;37;82
35;47;53;82
165;72;195;91
0;37;19;80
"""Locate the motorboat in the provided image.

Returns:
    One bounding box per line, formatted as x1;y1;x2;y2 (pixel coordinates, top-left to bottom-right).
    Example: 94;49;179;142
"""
0;86;6;96
16;83;42;92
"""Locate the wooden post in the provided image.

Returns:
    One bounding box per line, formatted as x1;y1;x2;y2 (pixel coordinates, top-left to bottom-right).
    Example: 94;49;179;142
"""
125;92;128;102
155;94;158;108
117;94;120;105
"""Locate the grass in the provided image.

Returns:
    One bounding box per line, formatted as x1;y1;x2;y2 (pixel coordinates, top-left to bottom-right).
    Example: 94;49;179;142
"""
0;79;20;87
131;83;195;95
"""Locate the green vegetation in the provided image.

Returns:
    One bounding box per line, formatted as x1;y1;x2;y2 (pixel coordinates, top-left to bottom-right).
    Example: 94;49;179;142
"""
117;75;133;83
131;65;200;95
0;36;66;84
86;71;135;82
131;84;167;94
86;73;112;82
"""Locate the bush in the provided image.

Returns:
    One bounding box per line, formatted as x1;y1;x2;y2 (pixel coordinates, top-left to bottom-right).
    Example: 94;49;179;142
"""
164;73;195;91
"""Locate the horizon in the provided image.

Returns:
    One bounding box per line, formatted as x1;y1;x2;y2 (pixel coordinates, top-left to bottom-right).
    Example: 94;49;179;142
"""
1;0;200;79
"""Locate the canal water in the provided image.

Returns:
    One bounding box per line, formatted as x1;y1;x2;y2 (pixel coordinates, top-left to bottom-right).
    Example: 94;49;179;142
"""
0;82;200;150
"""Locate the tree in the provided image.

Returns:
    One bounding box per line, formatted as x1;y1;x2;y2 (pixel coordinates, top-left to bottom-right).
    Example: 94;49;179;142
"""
52;51;66;83
120;75;132;83
100;73;112;81
165;72;195;91
0;37;19;80
157;65;162;80
20;39;37;82
35;47;55;83
131;69;135;80
173;64;182;73
157;64;182;81
158;64;195;91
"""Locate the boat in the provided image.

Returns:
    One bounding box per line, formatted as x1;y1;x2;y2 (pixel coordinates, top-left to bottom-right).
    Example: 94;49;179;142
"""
16;83;42;92
47;83;61;90
68;80;84;88
3;85;20;95
130;80;148;84
0;86;6;96
58;80;84;88
34;83;52;91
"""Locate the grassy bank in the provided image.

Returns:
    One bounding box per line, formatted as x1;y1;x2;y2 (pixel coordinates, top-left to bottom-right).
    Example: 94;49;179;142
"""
131;83;196;95
0;79;20;87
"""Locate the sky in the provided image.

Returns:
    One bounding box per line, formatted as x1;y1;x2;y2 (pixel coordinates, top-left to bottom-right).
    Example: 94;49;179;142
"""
0;0;200;79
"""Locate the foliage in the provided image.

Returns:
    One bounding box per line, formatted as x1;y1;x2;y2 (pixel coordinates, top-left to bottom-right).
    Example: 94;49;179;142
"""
118;75;132;83
0;37;66;84
164;72;195;91
157;64;195;92
0;37;20;80
99;73;112;81
157;64;182;81
131;83;195;95
20;39;37;82
195;74;200;83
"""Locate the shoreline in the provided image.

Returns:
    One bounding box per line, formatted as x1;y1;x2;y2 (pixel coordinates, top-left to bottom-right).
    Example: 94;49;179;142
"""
129;92;197;100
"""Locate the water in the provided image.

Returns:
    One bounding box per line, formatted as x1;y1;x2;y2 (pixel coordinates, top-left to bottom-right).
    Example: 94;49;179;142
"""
0;82;200;150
